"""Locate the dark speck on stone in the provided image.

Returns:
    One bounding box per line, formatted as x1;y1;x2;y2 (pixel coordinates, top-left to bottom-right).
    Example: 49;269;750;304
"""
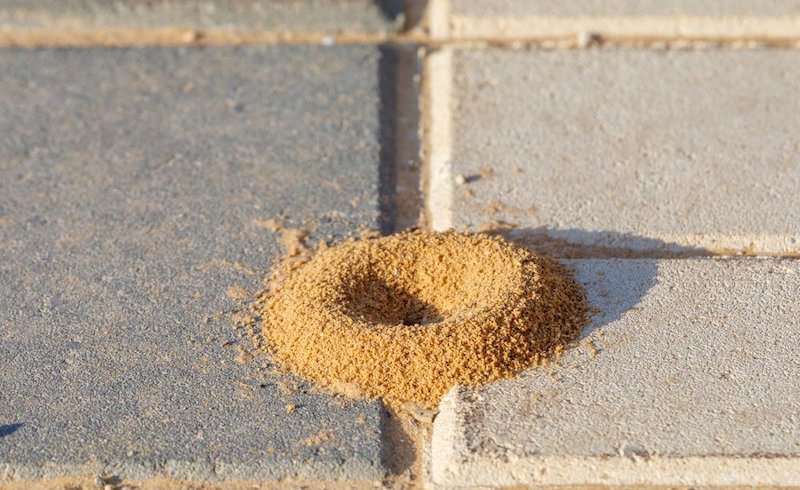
0;424;23;438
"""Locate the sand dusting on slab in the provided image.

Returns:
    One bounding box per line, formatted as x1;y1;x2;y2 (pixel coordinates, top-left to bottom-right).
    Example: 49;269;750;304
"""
255;230;587;407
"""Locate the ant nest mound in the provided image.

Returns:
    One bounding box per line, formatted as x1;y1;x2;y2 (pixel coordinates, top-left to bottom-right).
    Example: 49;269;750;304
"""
260;231;587;405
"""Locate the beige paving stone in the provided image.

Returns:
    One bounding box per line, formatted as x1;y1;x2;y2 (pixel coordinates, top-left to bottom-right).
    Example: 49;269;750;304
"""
448;49;800;255
430;258;800;487
449;0;800;41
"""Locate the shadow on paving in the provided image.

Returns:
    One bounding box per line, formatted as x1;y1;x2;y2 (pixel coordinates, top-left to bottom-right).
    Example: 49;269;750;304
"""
375;228;709;478
372;0;405;21
482;225;715;259
482;226;713;337
378;44;400;235
377;43;423;234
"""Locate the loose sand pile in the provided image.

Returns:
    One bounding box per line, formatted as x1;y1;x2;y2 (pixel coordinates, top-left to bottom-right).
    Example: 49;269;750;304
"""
258;231;587;406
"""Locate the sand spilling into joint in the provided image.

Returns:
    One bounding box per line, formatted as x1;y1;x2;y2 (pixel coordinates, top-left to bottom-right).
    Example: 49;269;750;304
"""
258;230;587;405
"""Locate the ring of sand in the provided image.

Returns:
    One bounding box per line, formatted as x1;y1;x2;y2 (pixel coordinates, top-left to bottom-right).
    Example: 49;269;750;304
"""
260;231;587;405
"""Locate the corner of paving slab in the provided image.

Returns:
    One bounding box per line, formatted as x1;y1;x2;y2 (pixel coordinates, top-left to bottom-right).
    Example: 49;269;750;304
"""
426;259;800;487
426;386;463;487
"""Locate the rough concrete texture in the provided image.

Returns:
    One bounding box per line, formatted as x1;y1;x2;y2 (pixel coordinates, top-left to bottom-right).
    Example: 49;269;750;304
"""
0;46;388;483
431;258;800;487
0;0;404;37
450;0;800;40
450;49;800;255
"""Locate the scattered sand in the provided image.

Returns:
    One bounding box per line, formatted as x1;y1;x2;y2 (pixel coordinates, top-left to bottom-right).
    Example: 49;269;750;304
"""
201;258;257;276
252;218;283;232
298;429;333;447
279;227;310;257
234;345;253;365
258;230;587;406
252;218;311;258
226;285;249;301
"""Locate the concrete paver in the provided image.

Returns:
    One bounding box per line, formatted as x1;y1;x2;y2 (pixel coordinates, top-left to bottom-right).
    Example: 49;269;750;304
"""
431;258;800;487
449;0;800;41
449;49;800;255
0;0;404;44
0;46;387;483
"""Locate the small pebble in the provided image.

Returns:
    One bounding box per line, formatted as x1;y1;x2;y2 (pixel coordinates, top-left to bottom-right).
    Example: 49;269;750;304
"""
410;408;437;424
577;31;600;48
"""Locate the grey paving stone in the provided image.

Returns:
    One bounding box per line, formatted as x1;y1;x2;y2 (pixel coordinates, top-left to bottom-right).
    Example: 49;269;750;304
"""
0;46;387;483
0;0;404;38
431;258;800;487
449;49;800;255
449;0;800;40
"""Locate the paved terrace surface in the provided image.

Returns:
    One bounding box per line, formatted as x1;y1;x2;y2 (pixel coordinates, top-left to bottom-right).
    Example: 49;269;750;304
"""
1;0;799;488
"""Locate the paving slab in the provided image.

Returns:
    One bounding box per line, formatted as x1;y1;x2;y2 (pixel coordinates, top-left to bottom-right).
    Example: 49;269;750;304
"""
449;0;800;41
448;49;800;255
431;258;800;487
0;46;387;483
0;0;404;45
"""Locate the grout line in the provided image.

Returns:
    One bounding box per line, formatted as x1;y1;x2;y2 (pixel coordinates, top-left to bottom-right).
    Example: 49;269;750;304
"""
390;45;425;233
436;34;800;50
0;28;423;47
2;32;798;50
378;43;425;235
378;4;441;487
1;26;799;49
376;0;427;236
